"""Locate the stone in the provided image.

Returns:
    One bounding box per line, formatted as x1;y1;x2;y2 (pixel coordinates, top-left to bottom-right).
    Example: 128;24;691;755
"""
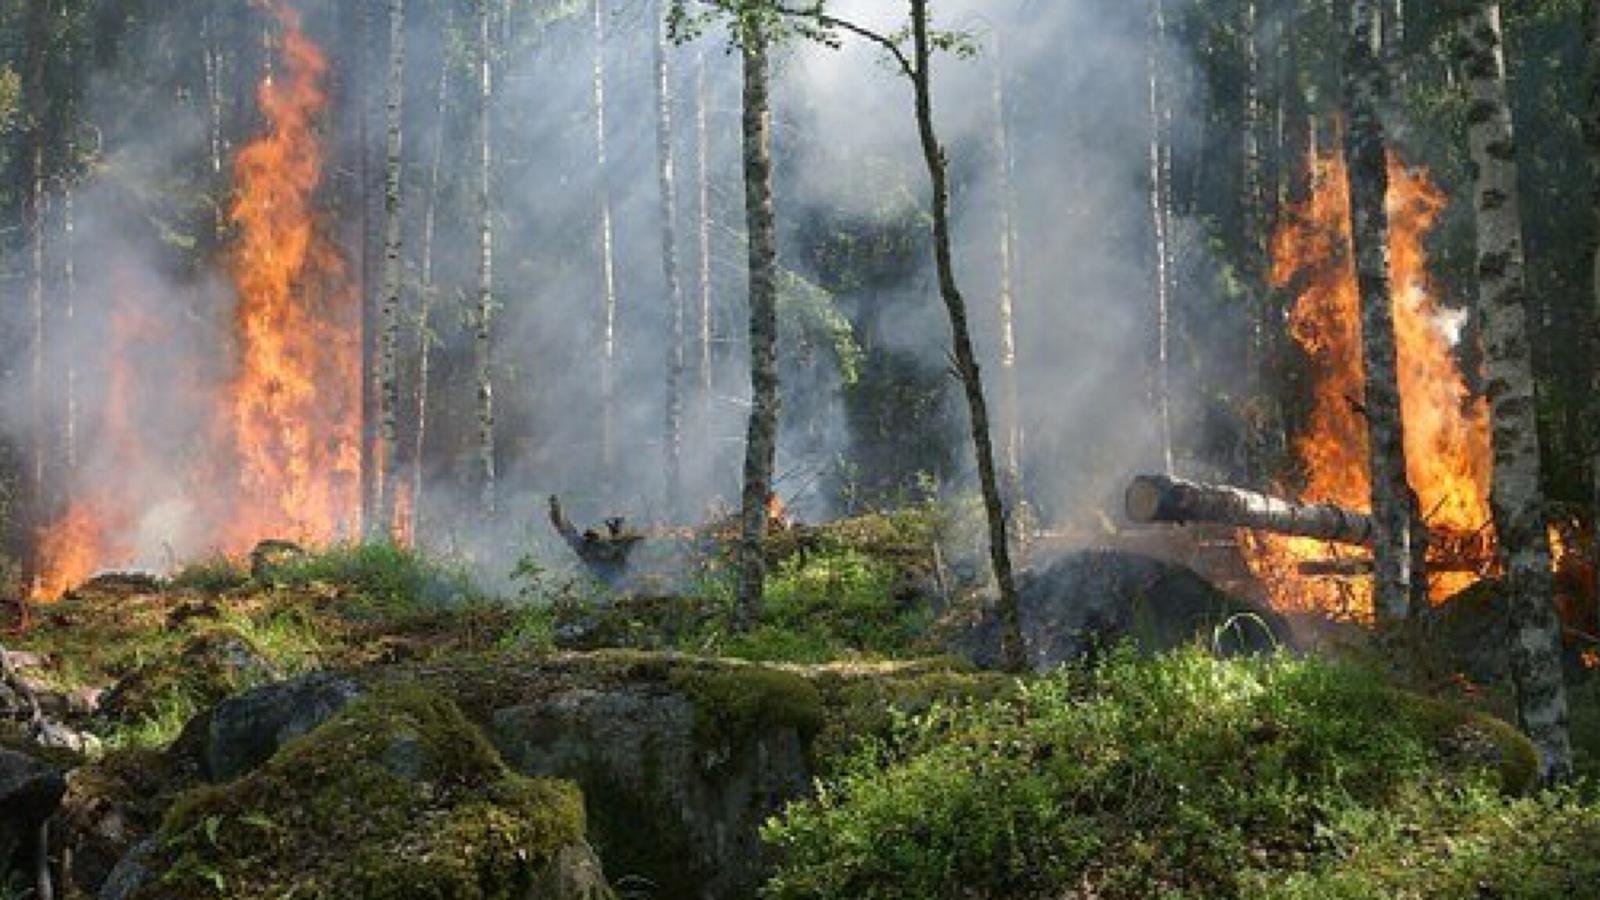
201;672;360;781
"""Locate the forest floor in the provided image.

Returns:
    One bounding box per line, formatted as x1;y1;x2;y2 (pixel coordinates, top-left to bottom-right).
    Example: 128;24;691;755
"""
4;511;1600;898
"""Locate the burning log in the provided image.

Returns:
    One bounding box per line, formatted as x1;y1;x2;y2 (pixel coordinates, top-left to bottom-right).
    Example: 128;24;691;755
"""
1126;474;1376;546
548;496;646;584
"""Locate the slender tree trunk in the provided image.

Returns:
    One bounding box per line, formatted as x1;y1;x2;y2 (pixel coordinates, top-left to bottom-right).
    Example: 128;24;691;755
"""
655;2;686;520
990;35;1023;510
61;176;76;478
1586;0;1600;628
375;0;406;537
1242;0;1275;480
695;50;716;448
359;0;380;535
909;0;1024;672
593;0;619;502
1342;0;1420;623
1146;0;1175;476
204;13;226;242
1460;0;1573;782
23;0;51;593
412;46;450;540
734;18;779;630
475;0;497;517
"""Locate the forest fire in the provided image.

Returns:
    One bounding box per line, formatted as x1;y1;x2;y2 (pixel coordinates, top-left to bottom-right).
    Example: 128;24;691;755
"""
1244;149;1495;620
29;0;358;599
212;0;360;551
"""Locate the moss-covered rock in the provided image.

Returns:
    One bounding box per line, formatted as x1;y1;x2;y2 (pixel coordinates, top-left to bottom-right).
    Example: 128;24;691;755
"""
128;686;610;900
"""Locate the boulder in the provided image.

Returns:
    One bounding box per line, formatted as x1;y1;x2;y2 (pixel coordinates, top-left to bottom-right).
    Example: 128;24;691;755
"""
121;687;613;899
957;549;1288;671
199;672;360;781
0;746;66;885
415;653;822;900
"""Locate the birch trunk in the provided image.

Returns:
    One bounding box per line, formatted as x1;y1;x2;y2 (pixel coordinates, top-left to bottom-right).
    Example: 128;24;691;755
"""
61;174;76;477
375;0;406;537
990;36;1023;507
909;0;1024;672
359;0;379;534
1242;0;1276;479
411;48;450;540
695;52;715;429
203;13;226;242
475;0;497;517
1146;0;1174;476
592;0;619;501
734;18;779;630
1460;1;1573;782
1587;0;1600;635
655;2;686;520
1341;0;1419;623
23;0;50;587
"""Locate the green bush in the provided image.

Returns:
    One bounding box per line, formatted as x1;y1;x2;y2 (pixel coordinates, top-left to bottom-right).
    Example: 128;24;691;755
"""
762;649;1549;900
272;542;484;611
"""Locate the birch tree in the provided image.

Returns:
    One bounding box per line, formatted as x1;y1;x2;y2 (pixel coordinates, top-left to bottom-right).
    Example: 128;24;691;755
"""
475;0;498;517
989;32;1023;509
694;51;715;438
1146;0;1174;476
411;41;450;539
23;0;50;570
656;0;687;520
593;0;619;501
375;0;406;536
1341;0;1419;623
733;10;780;629
1459;0;1573;782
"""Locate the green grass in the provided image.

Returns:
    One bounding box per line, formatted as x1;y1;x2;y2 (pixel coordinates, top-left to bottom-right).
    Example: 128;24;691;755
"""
761;648;1554;900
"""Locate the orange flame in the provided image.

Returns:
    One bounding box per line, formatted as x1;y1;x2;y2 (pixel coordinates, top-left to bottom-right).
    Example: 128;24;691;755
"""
1247;148;1493;619
30;1;360;599
212;0;360;550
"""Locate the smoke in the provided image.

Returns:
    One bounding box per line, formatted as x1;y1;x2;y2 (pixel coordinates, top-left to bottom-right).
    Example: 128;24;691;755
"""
2;0;1239;588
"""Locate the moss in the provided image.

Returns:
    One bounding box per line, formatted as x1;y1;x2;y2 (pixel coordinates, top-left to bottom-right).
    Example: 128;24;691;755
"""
100;628;277;730
808;664;1015;771
668;665;825;757
136;686;588;899
1391;690;1540;794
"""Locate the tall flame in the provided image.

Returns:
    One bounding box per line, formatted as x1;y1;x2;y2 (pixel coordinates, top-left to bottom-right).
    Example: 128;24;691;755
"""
214;0;360;549
1248;148;1494;619
29;0;359;599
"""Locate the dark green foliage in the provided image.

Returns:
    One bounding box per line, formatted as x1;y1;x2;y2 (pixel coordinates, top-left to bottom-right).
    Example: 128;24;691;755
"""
763;649;1545;900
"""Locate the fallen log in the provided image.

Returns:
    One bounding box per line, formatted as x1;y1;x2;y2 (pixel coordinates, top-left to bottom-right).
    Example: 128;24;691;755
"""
1126;474;1376;546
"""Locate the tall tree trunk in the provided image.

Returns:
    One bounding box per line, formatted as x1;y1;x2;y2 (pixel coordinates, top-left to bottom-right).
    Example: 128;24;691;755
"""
203;12;226;243
1146;0;1175;476
23;0;51;594
910;0;1024;672
695;50;716;448
1341;0;1420;623
1460;0;1573;782
593;0;619;501
475;0;497;517
1586;0;1600;629
1242;0;1275;480
655;1;686;520
733;17;779;630
990;34;1023;510
60;173;75;478
412;45;450;541
375;0;406;537
359;0;380;535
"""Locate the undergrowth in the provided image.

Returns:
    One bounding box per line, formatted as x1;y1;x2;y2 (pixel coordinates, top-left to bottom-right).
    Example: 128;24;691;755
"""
762;647;1563;900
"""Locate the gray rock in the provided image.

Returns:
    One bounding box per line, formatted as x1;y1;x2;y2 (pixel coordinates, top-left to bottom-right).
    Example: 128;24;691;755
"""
202;672;361;781
0;746;66;884
97;838;156;900
959;549;1288;671
490;676;813;900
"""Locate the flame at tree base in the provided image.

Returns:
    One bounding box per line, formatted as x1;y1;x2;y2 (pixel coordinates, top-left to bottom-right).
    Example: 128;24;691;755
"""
1246;148;1494;621
28;0;360;600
